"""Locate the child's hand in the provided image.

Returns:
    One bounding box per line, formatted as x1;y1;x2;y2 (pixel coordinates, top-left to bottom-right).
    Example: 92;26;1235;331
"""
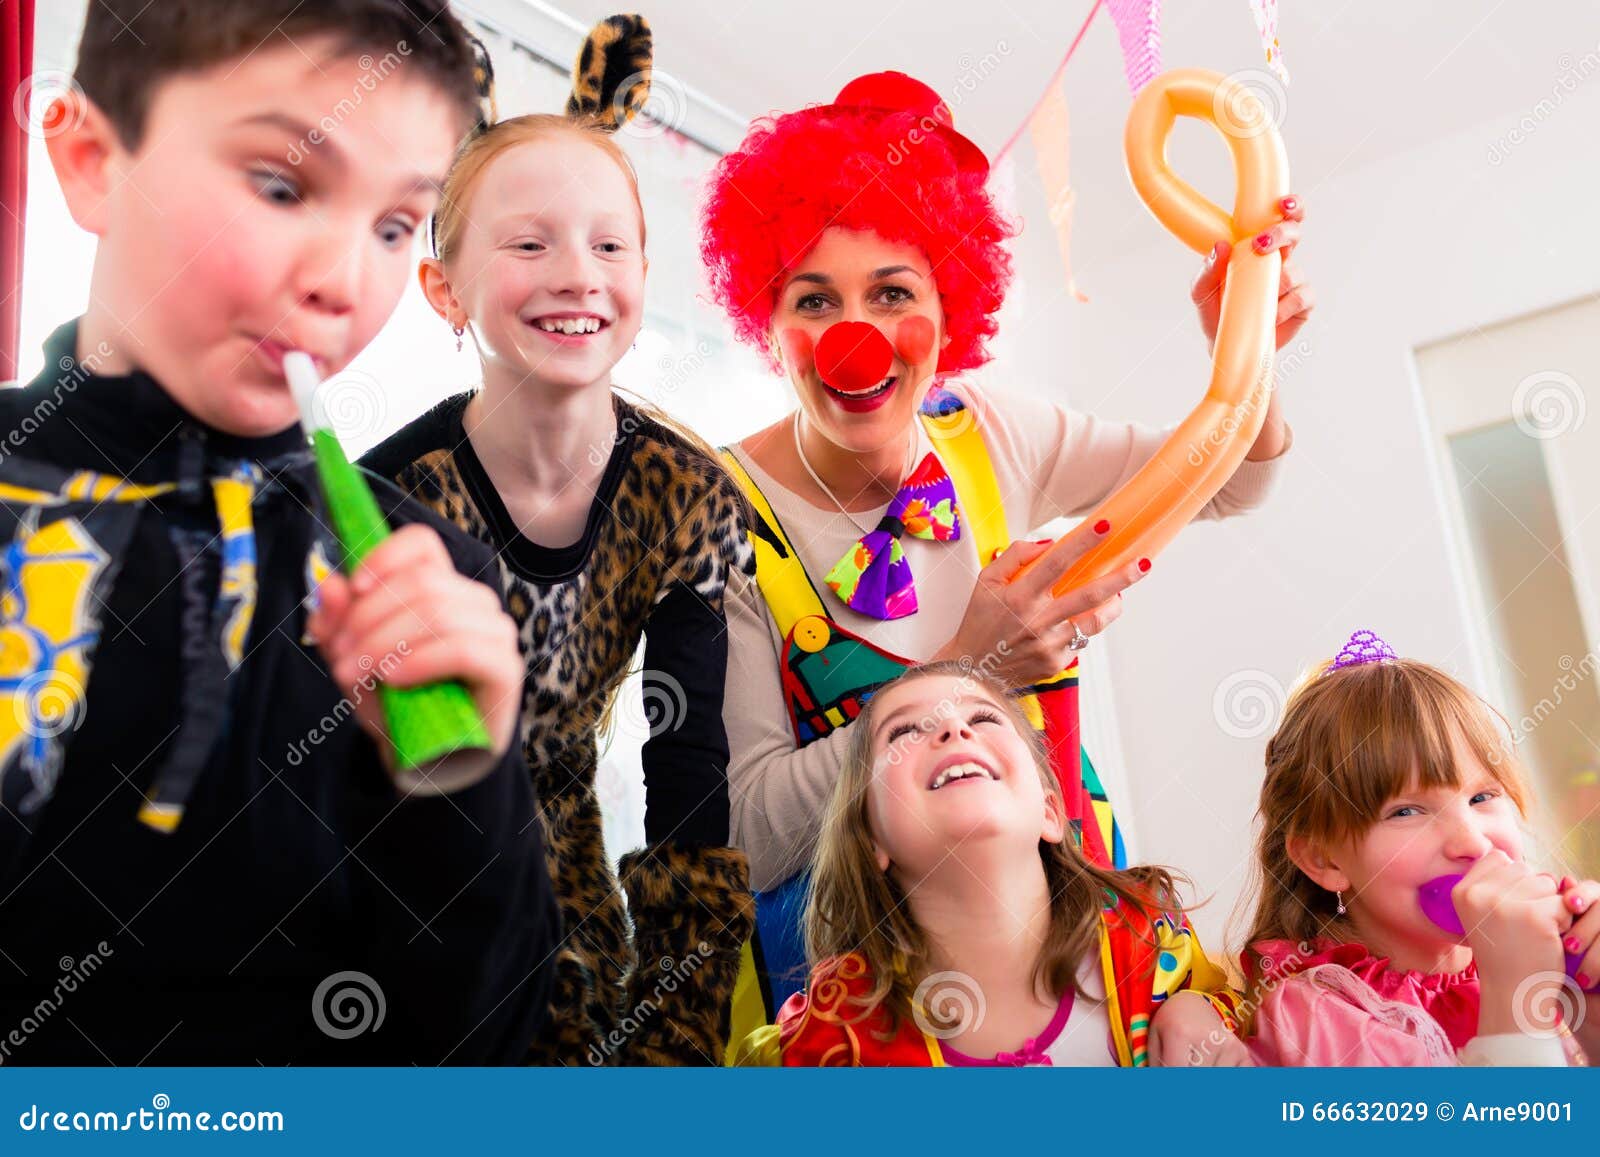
1454;851;1573;1037
1148;991;1253;1067
1558;876;1600;1060
1559;876;1600;990
306;524;523;791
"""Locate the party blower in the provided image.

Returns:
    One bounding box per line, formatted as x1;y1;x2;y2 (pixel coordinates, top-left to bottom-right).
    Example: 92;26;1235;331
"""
283;352;492;778
1418;873;1598;992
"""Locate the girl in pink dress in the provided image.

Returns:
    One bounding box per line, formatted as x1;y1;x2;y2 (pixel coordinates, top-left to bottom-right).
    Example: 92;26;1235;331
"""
1237;631;1598;1066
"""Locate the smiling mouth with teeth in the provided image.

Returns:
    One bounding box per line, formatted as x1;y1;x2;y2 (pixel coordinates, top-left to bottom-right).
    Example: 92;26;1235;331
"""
825;375;896;400
531;316;608;335
928;761;997;791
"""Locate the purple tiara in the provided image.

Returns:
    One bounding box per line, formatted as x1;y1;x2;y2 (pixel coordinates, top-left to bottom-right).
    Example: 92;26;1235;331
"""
1327;629;1397;674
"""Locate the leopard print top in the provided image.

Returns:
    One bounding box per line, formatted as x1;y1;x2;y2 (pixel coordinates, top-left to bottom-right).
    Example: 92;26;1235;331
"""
362;392;755;1065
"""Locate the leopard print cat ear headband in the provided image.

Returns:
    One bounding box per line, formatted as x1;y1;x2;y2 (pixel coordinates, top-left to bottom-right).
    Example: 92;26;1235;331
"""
564;13;653;130
432;15;654;256
462;13;653;137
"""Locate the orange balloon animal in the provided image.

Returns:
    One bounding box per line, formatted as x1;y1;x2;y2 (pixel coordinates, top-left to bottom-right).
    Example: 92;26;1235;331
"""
1025;68;1290;597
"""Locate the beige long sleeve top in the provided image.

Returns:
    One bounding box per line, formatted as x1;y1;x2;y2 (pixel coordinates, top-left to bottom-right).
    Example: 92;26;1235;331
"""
723;380;1289;891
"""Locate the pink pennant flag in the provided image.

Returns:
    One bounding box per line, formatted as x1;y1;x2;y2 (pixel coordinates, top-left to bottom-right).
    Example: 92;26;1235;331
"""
1104;0;1163;95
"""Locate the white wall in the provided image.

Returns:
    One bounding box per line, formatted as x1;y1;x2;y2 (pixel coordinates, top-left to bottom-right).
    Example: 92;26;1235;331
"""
1003;64;1600;947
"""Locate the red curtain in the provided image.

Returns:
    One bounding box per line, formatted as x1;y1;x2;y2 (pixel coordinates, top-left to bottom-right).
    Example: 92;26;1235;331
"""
2;0;35;383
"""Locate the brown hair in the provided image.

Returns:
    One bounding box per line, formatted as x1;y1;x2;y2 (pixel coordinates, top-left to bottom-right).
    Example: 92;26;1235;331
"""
1239;657;1530;1000
75;0;485;149
430;114;645;265
806;661;1180;1030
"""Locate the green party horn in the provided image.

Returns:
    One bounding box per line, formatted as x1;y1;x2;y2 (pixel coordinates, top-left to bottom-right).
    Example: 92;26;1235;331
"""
284;351;491;773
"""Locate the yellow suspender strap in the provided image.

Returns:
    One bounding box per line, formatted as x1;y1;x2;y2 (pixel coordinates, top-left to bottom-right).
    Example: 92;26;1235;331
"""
719;450;828;639
919;409;1009;567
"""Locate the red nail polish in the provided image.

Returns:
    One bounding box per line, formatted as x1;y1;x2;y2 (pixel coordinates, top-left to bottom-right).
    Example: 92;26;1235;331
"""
1094;519;1111;535
1138;558;1152;573
1574;895;1590;912
1254;232;1273;250
1281;196;1298;212
1580;973;1593;989
1560;875;1577;892
1567;936;1584;954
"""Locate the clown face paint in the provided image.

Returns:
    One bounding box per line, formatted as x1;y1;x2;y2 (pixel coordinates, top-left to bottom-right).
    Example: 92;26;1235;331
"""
772;227;947;456
893;316;936;366
777;327;816;379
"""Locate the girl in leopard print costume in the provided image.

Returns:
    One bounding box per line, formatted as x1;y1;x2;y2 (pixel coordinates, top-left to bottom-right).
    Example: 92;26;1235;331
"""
362;16;754;1065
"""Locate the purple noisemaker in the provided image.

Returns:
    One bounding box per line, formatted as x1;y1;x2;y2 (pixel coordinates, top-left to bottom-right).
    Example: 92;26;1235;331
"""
1418;873;1597;992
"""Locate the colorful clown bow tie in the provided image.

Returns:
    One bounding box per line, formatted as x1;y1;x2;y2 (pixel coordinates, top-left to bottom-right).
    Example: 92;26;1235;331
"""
823;452;961;620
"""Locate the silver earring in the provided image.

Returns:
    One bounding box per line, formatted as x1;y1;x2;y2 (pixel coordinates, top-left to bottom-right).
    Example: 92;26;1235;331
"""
1335;890;1347;915
453;325;465;353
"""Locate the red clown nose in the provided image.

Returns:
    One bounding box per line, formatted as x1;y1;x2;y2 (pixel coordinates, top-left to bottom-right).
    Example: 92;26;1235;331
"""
814;322;895;394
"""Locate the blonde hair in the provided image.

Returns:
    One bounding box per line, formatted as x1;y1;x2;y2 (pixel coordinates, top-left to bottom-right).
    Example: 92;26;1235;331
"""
430;113;646;264
1240;657;1530;992
806;661;1179;1029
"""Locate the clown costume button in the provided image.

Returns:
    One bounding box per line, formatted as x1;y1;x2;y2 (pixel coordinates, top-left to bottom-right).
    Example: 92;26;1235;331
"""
792;616;831;652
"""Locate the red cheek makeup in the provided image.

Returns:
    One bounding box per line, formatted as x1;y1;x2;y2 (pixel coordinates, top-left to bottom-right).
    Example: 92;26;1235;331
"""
893;315;935;366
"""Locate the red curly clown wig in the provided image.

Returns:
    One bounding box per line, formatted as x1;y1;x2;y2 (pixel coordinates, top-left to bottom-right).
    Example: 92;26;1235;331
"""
700;77;1017;376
